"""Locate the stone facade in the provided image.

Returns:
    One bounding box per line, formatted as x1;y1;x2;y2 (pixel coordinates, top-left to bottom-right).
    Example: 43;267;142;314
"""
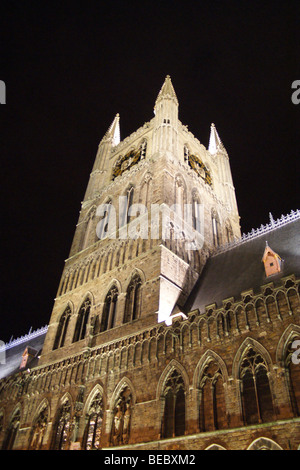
0;77;299;451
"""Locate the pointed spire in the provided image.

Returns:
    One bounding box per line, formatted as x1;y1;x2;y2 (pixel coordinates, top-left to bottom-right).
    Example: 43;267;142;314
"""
103;113;120;147
208;123;225;154
155;75;178;106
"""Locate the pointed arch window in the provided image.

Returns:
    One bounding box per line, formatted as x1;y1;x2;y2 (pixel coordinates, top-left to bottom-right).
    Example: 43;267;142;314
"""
162;369;186;438
28;405;48;450
124;274;142;324
100;286;119;332
2;409;20;450
53;306;71;350
126;186;134;225
111;386;132;446
199;360;226;432
239;347;274;425
73;298;91;342
175;176;186;222
120;186;134;227
192;191;201;231
97;199;113;240
225;220;233;244
83;392;103;450
51;400;71;450
212;210;221;247
81;207;96;250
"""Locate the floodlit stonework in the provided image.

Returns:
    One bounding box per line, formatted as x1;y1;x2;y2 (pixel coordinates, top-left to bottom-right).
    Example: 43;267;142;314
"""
0;77;299;450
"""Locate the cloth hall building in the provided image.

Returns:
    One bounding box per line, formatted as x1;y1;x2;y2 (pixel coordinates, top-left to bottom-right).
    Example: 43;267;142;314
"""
0;77;299;451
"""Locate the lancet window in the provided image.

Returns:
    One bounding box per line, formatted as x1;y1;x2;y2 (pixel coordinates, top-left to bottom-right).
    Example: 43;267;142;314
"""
100;286;119;332
51;399;71;450
73;298;91;342
192;190;201;231
198;360;226;432
97;199;113;240
83;392;103;450
124;274;142;324
2;409;20;450
162;369;186;438
212;210;221;247
53;306;71;350
239;347;274;425
81;207;96;250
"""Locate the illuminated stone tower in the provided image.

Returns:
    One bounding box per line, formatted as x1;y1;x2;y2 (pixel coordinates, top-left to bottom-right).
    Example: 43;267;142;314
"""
39;75;241;365
2;77;299;452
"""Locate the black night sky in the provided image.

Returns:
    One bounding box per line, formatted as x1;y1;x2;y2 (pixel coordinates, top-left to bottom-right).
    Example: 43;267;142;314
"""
0;1;299;343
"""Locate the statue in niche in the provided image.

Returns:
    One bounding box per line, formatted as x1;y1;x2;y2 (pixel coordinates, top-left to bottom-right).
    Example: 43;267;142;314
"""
122;403;131;444
111;405;123;446
111;388;132;446
29;407;48;450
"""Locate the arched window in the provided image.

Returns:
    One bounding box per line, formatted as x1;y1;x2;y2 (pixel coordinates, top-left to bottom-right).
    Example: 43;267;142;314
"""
96;199;113;240
192;190;201;231
111;386;132;446
83;392;103;450
124;274;142;323
175;176;186;222
53;306;71;350
81;207;96;250
51;399;71;450
2;409;20;450
239;347;274;425
225;220;233;244
28;404;48;450
126;186;134;225
73;298;91;343
199;360;227;432
120;186;134;227
162;369;186;438
100;286;119;332
212;210;221;247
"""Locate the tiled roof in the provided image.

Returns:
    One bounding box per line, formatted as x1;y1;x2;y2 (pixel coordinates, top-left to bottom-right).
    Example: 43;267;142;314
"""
184;215;300;314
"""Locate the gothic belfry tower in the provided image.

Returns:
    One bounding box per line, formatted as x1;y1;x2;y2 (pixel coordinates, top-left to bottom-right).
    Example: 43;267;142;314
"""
39;76;241;365
2;76;300;452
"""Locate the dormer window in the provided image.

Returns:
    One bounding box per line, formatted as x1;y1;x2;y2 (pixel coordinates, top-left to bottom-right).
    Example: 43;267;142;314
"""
262;243;282;277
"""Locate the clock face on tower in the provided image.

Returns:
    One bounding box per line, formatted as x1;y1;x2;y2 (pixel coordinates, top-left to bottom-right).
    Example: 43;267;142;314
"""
188;154;212;186
112;148;142;180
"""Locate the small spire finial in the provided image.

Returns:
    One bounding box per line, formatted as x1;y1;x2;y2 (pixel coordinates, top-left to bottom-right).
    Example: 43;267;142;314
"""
208;122;223;154
155;75;178;106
